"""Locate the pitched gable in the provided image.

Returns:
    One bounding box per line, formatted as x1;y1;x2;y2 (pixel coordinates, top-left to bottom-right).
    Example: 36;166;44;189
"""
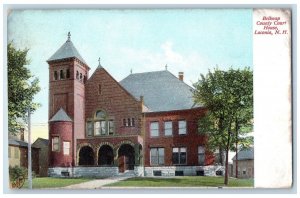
85;67;142;118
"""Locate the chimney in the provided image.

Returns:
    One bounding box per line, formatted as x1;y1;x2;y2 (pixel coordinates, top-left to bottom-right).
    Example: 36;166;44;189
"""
20;128;25;141
178;72;184;81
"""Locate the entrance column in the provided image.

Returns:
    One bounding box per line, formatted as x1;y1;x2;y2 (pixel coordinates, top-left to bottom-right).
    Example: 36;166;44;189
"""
94;150;98;166
113;148;118;166
134;144;140;165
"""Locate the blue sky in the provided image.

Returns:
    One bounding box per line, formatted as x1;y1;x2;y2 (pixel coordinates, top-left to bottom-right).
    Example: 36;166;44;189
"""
7;9;253;139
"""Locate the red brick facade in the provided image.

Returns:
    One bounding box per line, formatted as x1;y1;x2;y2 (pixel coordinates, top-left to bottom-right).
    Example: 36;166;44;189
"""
47;37;219;177
48;57;89;167
49;121;73;167
144;108;214;167
85;68;143;137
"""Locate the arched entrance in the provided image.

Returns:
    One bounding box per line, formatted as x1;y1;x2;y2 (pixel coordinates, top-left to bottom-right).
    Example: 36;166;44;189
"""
118;144;135;172
78;146;94;165
98;145;114;166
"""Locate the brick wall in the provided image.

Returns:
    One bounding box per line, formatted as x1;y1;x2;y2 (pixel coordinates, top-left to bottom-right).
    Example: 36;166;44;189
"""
48;58;89;167
49;121;73;167
144;108;215;167
85;68;143;137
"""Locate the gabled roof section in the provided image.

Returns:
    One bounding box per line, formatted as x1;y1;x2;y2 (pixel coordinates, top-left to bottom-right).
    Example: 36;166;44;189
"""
47;32;87;64
119;70;202;112
33;138;49;147
49;108;72;122
232;147;254;161
87;66;140;103
9;139;39;148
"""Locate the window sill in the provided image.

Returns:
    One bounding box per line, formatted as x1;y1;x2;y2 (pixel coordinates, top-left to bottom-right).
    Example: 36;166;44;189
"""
150;136;160;138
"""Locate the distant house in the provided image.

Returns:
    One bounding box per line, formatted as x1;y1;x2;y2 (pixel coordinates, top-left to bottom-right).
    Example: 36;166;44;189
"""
232;147;254;179
8;135;40;175
32;138;49;177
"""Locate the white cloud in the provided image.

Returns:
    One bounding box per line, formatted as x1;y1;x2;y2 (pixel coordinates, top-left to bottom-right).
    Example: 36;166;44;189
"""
110;41;210;86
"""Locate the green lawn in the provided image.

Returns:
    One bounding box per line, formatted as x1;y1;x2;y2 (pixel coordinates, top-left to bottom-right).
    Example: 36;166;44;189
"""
21;177;92;189
106;176;254;187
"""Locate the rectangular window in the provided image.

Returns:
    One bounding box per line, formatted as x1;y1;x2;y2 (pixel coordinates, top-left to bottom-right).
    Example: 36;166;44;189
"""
63;141;70;155
132;118;135;127
14;147;20;158
150;148;164;165
164;121;172;136
100;120;106;135
198;146;205;165
172;147;187;165
94;121;101;135
178;120;187;135
87;121;93;136
150;122;159;137
108;120;114;135
52;137;59;152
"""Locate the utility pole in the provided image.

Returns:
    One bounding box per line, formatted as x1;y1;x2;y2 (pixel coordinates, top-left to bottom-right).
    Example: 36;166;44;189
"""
28;108;32;189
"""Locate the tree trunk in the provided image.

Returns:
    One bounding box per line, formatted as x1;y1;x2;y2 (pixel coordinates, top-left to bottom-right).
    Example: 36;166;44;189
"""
235;118;239;178
224;148;229;185
235;134;238;178
224;133;231;185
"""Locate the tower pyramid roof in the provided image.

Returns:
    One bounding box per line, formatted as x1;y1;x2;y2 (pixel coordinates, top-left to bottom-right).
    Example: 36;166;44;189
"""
47;32;87;64
49;108;72;122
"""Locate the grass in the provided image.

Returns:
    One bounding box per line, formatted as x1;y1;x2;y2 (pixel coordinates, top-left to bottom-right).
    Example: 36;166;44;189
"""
105;176;254;187
21;177;93;189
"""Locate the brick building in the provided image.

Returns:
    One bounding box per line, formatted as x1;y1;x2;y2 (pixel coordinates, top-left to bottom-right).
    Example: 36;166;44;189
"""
47;33;223;177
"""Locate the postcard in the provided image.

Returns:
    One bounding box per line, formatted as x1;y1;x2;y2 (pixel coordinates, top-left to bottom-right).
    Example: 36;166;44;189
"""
4;6;293;192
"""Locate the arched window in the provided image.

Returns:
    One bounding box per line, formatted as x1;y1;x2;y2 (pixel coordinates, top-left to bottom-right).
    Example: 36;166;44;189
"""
80;73;83;81
76;71;79;79
66;69;70;78
54;71;58;80
98;84;102;95
83;75;87;83
60;70;65;79
96;110;106;119
91;110;114;136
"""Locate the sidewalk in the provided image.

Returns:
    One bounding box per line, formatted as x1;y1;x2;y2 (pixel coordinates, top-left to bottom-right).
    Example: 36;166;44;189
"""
61;176;130;189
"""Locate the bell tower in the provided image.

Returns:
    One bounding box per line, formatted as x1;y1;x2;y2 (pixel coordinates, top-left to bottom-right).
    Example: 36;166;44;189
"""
47;32;90;169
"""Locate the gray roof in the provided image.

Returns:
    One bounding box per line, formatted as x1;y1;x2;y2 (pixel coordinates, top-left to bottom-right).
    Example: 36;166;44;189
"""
119;70;201;112
9;139;39;148
49;108;72;122
232;147;254;161
47;38;86;64
33;138;49;147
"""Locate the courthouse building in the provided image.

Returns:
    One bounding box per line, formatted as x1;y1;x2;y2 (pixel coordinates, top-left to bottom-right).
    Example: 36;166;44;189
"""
47;33;223;177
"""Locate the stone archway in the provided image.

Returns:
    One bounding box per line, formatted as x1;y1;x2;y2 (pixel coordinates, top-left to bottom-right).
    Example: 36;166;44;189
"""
118;144;135;172
78;146;94;166
98;145;114;166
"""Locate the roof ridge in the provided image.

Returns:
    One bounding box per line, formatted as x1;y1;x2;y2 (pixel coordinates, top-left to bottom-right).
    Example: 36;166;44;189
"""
123;69;167;76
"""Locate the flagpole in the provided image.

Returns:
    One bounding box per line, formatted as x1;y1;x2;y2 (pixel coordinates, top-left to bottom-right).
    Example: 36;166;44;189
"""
28;108;32;189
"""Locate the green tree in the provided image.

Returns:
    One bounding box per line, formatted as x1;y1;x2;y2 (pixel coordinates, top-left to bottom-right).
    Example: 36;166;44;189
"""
8;42;41;135
194;67;253;185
